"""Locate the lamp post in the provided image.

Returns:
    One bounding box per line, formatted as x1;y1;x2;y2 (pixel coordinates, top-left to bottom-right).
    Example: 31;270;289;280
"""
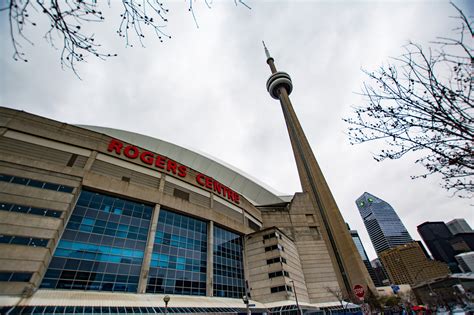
242;295;250;315
163;295;170;315
290;280;302;315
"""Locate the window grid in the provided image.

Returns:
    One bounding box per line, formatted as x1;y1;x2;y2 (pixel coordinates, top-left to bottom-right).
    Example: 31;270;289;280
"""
213;226;245;298
268;270;289;279
270;285;293;293
0;306;262;314
0;235;49;247
147;209;207;295
0;174;74;193
0;272;32;282
265;244;284;252
0;202;62;218
266;257;287;265
41;190;152;293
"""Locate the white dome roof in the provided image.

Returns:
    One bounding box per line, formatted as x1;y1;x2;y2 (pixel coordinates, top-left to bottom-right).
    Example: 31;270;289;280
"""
78;125;286;206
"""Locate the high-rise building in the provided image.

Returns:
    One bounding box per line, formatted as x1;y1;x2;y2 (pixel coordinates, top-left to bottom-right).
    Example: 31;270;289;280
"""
447;219;473;235
370;258;390;286
417;222;460;273
356;192;413;255
450;233;474;253
350;229;383;286
455;252;474;272
379;242;450;285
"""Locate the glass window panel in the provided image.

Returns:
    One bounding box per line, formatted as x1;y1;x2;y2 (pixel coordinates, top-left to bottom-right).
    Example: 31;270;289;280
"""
0;273;12;281
213;226;245;298
12;177;29;185
146;208;207;296
40;190;151;293
28;179;44;188
43;183;60;191
10;272;32;282
0;174;13;182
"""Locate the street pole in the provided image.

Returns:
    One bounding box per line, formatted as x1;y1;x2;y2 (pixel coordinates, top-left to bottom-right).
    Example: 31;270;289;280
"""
242;295;251;315
290;280;302;315
163;295;170;315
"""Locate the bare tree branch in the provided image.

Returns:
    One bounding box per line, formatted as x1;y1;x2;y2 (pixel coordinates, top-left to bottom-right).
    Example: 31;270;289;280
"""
344;3;473;197
1;0;250;78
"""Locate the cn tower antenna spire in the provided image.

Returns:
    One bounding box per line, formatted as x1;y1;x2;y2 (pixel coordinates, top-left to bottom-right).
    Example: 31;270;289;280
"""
264;47;376;301
262;41;277;74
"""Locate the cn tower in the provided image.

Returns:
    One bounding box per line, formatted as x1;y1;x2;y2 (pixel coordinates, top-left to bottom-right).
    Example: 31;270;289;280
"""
263;42;375;300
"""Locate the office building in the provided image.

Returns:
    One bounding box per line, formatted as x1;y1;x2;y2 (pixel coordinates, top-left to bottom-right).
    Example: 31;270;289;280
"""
450;233;474;253
350;230;382;286
455;252;474;272
379;242;450;285
417;221;460;272
356;192;413;255
371;259;390;286
417;221;474;273
447;219;473;235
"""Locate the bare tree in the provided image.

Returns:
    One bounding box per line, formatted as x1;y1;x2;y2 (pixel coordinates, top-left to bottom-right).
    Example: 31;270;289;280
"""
344;3;473;197
326;286;351;313
1;0;250;76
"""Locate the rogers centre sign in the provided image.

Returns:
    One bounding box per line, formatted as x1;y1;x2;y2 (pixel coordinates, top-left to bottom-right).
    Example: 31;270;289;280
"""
107;139;240;204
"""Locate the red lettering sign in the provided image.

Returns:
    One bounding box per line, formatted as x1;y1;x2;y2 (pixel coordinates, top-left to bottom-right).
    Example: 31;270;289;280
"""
107;139;241;205
108;139;188;178
195;173;240;204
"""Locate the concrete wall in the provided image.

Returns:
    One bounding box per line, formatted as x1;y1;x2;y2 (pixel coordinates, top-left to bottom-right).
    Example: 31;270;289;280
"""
245;227;309;303
0;108;260;296
259;193;341;303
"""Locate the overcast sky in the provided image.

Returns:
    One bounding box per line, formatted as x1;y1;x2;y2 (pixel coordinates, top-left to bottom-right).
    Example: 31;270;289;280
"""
0;0;472;260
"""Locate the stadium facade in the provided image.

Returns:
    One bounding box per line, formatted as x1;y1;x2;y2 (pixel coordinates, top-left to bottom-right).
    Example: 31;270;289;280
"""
0;51;373;314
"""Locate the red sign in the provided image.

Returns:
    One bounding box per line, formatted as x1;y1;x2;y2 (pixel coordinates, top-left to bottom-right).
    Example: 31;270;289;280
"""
108;139;187;177
196;173;240;204
353;284;365;300
107;139;241;204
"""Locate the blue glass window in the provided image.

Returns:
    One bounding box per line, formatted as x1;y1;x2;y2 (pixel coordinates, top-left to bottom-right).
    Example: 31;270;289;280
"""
0;174;74;193
0;202;62;218
0;235;49;247
146;208;207;296
213;226;245;298
40;190;152;292
0;272;32;282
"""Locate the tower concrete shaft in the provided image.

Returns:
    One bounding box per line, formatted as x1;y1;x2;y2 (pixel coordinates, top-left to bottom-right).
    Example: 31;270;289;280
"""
264;47;375;300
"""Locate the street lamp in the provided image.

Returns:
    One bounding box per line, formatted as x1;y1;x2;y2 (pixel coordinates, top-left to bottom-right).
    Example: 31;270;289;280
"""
289;280;302;315
163;295;170;315
242;295;250;315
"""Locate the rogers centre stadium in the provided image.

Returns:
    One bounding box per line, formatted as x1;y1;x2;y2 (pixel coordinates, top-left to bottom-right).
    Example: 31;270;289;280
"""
0;53;373;315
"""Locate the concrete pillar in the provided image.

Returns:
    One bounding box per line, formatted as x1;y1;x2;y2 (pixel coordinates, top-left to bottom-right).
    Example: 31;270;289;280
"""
137;204;161;293
84;151;98;171
206;221;214;296
242;236;250;301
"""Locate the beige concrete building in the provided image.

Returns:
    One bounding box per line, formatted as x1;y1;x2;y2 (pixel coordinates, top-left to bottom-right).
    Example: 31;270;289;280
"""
0;46;372;314
379;242;450;286
0;106;366;314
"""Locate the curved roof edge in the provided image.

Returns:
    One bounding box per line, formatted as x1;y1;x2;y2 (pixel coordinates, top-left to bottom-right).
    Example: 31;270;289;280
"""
77;125;286;206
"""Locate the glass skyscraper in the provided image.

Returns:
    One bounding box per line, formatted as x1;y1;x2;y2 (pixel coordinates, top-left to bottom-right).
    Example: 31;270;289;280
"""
356;192;413;255
349;229;382;286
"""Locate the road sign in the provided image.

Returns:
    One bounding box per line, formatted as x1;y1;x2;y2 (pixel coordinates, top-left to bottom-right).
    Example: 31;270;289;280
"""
353;284;365;300
391;285;400;294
